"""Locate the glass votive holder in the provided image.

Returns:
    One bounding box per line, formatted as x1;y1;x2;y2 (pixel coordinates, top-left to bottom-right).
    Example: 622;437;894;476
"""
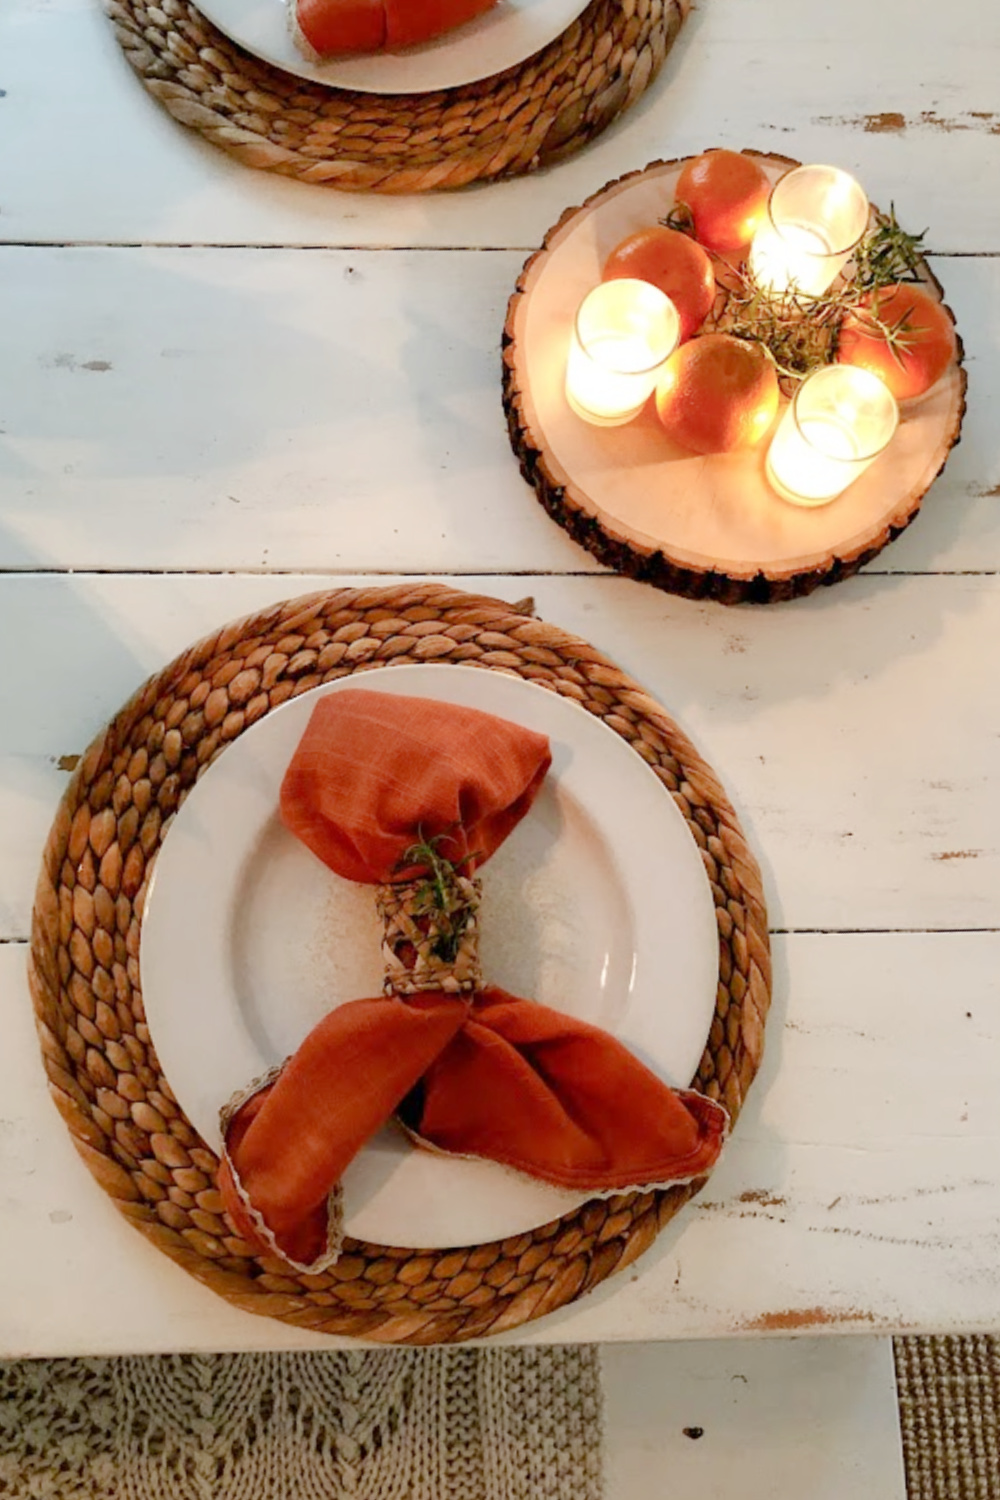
766;365;899;507
749;165;870;298
565;279;681;426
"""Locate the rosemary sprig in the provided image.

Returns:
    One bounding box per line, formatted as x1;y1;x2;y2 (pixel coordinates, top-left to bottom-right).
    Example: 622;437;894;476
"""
853;205;927;292
395;828;479;964
705;207;929;388
707;273;843;383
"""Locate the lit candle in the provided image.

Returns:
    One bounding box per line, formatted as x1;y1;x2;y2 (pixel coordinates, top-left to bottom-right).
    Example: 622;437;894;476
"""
749;165;870;298
566;279;681;426
766;365;898;506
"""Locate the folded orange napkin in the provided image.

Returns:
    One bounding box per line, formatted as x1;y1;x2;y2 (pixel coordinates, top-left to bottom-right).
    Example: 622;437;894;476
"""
293;0;497;59
218;689;727;1270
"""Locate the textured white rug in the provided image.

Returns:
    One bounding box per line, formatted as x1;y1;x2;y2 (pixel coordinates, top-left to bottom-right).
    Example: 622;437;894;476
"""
0;1347;603;1500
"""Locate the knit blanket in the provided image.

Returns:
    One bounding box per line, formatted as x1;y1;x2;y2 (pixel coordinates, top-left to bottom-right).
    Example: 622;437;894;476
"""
0;1346;603;1500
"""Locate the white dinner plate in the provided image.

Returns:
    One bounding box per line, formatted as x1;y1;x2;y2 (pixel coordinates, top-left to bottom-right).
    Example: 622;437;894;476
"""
198;0;589;95
140;665;719;1248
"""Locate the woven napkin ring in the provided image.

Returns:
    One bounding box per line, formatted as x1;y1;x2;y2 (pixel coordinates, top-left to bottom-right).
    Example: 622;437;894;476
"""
375;836;483;997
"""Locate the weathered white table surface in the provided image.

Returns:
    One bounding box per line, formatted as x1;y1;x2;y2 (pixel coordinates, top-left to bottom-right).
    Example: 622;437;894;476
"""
0;0;998;1373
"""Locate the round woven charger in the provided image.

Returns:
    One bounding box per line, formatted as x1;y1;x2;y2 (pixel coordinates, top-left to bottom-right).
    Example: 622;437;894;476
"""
29;583;770;1344
105;0;688;192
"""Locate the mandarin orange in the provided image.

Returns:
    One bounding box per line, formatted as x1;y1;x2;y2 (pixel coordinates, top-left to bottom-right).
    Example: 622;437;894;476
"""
836;283;957;402
655;333;779;454
675;150;772;256
603;225;716;343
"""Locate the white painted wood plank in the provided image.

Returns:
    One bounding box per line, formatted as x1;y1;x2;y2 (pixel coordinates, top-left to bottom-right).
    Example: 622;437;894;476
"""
0;248;994;573
602;1340;906;1500
0;245;588;574
2;0;999;251
1;571;998;942
3;928;998;1353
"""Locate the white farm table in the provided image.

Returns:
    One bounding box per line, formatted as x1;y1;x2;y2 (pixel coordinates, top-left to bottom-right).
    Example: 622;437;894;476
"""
0;0;998;1394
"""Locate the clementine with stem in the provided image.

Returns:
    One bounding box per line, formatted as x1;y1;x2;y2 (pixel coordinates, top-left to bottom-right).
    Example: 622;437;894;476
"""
675;150;772;256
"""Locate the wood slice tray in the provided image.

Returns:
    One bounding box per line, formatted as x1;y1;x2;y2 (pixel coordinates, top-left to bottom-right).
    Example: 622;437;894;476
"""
503;151;968;603
28;583;770;1345
105;0;688;192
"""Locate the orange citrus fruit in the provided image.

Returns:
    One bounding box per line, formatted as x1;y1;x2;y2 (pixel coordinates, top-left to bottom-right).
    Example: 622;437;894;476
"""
603;225;716;343
836;283;957;402
655;333;779;454
675;150;772;256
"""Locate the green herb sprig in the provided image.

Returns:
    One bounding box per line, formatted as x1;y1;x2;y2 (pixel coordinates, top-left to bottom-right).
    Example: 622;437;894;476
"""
395;828;479;964
699;206;928;388
853;207;927;292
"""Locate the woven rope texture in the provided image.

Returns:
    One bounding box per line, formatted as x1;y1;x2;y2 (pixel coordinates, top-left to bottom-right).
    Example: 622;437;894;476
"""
105;0;688;192
29;582;770;1343
377;873;484;996
895;1335;1000;1500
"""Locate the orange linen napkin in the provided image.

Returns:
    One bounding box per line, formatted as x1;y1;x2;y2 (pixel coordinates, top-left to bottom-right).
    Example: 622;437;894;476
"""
218;689;727;1271
293;0;497;59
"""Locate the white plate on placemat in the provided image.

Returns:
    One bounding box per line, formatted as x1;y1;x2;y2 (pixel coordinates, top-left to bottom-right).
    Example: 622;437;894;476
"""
141;665;718;1248
198;0;589;95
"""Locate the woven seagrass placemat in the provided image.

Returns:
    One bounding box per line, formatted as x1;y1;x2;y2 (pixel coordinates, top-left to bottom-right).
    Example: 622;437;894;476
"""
105;0;688;192
28;582;770;1343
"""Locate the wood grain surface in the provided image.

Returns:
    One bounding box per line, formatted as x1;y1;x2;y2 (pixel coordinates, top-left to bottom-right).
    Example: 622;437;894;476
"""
0;0;998;1355
0;248;992;573
3;0;1000;249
